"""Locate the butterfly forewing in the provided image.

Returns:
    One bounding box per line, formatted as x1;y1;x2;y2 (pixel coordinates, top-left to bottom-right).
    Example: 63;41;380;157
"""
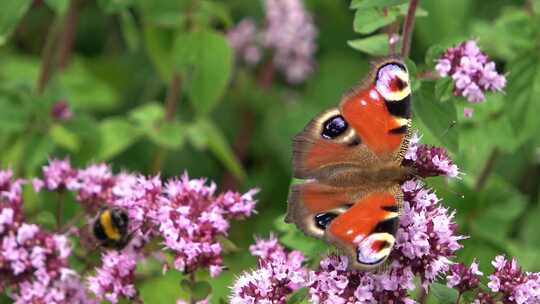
286;57;412;270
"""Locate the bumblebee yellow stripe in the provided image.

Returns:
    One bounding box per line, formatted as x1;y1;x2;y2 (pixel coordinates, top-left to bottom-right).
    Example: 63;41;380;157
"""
100;210;121;241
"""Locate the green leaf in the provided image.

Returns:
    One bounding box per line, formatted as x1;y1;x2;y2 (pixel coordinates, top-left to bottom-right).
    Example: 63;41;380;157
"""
173;30;233;115
0;97;29;133
0;0;32;46
504;53;540;145
435;77;454;102
120;10;139;52
353;8;397;35
49;124;80;152
288;288;309;304
350;0;407;10
149;121;185;149
348;34;389;56
188;119;246;181
430;283;459;304
412;82;459;152
425;44;446;67
143;25;175;82
96;118;141;160
129;102;165;128
180;280;212;301
97;0;134;14
45;0;69;14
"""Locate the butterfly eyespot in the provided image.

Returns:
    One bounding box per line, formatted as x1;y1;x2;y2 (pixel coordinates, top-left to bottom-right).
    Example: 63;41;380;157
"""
321;115;348;139
376;63;411;102
314;212;338;230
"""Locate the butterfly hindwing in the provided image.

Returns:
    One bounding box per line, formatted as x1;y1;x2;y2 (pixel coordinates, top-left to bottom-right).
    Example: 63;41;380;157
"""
286;57;412;270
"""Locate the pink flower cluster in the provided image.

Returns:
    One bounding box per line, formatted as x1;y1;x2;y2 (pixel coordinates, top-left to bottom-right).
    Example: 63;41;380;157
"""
0;169;93;303
404;133;459;178
158;175;258;277
29;158;258;303
228;0;318;84
446;260;483;293
87;251;138;303
435;40;506;103
486;255;540;304
231;134;464;302
231;235;308;303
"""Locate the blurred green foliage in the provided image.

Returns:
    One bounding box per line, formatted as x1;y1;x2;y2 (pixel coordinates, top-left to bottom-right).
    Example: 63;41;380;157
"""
1;0;540;303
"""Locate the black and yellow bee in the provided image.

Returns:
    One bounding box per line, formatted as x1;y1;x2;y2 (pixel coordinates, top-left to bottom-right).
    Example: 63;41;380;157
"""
93;207;131;250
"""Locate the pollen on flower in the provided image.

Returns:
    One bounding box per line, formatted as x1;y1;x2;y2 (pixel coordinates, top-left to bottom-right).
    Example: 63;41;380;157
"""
435;40;506;103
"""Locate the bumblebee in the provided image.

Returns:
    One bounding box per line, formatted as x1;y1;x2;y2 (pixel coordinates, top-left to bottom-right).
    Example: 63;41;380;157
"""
93;207;131;249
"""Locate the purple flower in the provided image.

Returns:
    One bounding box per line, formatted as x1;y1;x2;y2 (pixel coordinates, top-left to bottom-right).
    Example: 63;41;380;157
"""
404;133;459;178
231;236;308;304
157;173;257;277
228;18;262;66
464;107;474;118
40;158;80;191
51;100;73;121
446;260;483;293
435;40;506;103
87;251;138;303
228;0;318;84
487;255;540;304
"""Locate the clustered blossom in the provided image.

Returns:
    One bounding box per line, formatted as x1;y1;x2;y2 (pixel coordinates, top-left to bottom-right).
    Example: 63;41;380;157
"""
158;175;258;277
446;260;483;293
230;133;464;302
87;251;138;303
486;255;540;304
0;169;93;303
435;40;506;103
29;158;259;303
404;133;459;178
231;235;308;303
228;0;318;84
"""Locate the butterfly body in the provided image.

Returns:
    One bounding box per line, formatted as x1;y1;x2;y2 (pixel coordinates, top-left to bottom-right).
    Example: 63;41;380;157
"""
286;58;412;270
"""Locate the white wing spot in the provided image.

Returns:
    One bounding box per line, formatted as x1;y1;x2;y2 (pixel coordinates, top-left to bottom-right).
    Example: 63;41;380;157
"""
370;90;379;100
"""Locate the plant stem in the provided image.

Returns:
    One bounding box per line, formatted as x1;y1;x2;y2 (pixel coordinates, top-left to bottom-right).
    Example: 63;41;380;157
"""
165;73;183;121
400;0;419;58
56;191;65;231
58;0;80;69
189;272;196;304
475;148;500;192
37;20;62;94
151;73;183;173
418;288;428;304
456;292;462;304
37;0;80;94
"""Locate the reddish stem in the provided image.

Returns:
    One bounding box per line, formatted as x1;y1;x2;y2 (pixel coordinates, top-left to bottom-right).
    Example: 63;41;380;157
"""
400;0;419;58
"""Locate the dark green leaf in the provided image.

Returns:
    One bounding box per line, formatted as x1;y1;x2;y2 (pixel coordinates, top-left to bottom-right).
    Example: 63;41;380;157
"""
430;283;459;304
120;10;139;52
180;279;212;301
288;288;309;304
350;0;407;10
96;118;142;160
129;102;165;128
435;77;454;102
425;44;446;67
45;0;69;14
504;53;540;145
0;0;32;46
0;98;29;133
412;82;459;152
149;121;185;149
353;8;397;35
188;119;246;181
174;30;233;114
97;0;134;14
143;25;175;82
49;124;80;152
348;34;389;56
136;0;188;27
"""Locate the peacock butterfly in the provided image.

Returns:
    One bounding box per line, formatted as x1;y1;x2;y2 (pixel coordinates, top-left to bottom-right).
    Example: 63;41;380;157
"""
285;57;412;270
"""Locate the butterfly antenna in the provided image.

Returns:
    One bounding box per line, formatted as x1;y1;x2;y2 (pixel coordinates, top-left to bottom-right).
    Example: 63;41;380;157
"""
441;120;457;137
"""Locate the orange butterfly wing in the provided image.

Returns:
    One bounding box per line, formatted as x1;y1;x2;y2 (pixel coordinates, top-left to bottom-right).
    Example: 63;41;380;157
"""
286;58;412;269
